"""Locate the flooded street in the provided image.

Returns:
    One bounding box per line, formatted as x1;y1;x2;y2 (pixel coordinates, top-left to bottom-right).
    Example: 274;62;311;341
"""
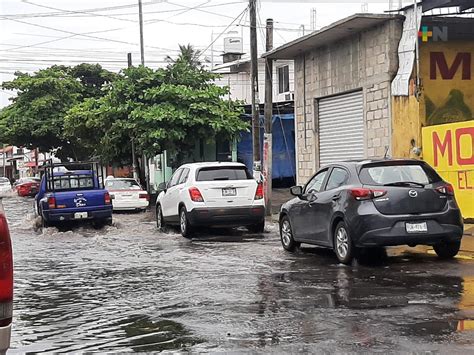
3;195;474;353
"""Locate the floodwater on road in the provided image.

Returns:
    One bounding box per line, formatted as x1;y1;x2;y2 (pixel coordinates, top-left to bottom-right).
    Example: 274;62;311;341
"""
2;195;474;353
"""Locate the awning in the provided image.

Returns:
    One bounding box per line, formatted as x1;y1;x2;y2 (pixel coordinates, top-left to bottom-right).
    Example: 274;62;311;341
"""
25;162;37;168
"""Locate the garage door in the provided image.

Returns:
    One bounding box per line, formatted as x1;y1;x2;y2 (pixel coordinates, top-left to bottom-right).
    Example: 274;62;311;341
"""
318;90;364;166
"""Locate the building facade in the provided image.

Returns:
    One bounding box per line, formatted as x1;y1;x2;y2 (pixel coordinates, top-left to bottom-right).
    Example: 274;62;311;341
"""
265;14;404;184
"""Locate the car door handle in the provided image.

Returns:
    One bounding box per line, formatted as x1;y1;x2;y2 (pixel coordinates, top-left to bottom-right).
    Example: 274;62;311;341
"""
332;194;341;201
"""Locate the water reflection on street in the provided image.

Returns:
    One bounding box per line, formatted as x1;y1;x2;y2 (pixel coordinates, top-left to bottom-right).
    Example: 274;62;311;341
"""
2;195;473;353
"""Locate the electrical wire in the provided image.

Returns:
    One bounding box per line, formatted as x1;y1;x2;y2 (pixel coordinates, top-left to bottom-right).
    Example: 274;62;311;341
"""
199;6;248;58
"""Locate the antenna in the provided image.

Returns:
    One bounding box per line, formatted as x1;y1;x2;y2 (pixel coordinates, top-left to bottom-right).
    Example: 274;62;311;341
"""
384;146;390;159
310;8;317;31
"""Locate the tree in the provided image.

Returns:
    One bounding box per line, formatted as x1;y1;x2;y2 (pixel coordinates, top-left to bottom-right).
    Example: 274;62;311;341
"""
65;46;247;165
0;64;116;160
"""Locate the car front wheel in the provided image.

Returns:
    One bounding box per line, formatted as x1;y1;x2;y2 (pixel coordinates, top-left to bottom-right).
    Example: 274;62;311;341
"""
334;221;355;265
179;207;193;238
433;240;461;259
156;204;166;231
280;215;300;251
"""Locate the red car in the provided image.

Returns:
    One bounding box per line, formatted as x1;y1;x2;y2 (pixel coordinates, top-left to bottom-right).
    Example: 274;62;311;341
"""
0;199;13;353
15;178;40;197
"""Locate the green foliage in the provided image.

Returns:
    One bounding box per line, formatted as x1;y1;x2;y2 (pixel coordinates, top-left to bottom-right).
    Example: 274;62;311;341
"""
65;45;247;163
0;45;247;164
0;64;116;160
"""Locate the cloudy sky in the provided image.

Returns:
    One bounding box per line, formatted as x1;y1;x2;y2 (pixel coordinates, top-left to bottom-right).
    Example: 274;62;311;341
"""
0;0;410;107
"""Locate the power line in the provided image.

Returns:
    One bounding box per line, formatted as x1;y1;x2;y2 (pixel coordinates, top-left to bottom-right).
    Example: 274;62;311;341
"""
199;6;249;57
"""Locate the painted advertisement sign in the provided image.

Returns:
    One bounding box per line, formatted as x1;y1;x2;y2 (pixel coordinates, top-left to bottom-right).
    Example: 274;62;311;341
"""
422;121;474;219
421;41;473;126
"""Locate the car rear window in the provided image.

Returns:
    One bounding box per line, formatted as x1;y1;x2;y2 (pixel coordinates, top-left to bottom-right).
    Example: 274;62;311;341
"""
105;179;141;190
196;166;252;181
50;174;94;191
359;163;442;186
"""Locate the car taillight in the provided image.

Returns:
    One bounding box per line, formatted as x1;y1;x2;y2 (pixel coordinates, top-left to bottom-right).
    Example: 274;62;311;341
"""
350;188;387;200
254;183;264;200
139;193;149;201
48;196;56;209
0;211;13;327
104;192;111;205
436;183;455;196
189;187;204;202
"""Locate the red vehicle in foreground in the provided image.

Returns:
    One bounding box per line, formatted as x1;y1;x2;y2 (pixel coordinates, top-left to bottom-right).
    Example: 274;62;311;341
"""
15;177;40;197
0;199;13;353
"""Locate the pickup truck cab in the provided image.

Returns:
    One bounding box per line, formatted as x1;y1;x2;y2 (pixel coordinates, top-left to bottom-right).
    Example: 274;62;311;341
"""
35;161;112;228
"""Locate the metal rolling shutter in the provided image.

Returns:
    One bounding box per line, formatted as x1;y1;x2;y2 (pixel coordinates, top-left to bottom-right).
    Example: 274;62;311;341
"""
318;91;364;166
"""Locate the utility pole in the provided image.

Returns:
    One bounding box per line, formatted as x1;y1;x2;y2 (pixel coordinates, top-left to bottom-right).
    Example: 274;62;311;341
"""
138;0;145;66
249;0;261;179
137;0;150;192
128;53;139;181
263;18;273;216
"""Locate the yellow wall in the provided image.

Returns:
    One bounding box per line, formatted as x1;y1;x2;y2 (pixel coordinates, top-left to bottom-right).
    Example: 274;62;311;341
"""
421;41;474;126
391;91;424;159
422;121;474;219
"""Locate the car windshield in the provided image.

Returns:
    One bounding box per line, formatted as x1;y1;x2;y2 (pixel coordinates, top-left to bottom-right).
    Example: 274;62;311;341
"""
359;163;442;186
50;174;94;191
196;166;252;181
0;178;10;185
105;179;141;190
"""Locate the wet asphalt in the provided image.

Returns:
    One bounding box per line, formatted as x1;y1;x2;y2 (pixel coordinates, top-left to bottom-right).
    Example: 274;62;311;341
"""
2;195;474;353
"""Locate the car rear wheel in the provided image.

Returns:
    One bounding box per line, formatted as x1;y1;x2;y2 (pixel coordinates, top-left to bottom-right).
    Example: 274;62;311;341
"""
280;216;300;251
334;221;355;265
248;219;265;234
156;204;166;231
180;207;193;238
433;240;460;259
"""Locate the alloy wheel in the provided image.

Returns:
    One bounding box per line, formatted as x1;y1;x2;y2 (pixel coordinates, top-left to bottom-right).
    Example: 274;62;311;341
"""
156;205;163;229
281;220;292;247
180;210;186;234
336;226;349;259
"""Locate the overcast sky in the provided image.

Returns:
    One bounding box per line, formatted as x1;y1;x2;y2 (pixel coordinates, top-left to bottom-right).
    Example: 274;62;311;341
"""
0;0;410;107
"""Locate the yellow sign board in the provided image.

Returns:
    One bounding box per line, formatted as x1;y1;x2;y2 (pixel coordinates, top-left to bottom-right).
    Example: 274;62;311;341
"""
422;120;474;219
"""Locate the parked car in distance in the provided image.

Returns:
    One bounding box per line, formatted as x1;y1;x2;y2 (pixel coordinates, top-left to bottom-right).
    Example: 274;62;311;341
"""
105;177;149;211
0;178;11;195
0;199;13;354
156;162;265;237
279;159;464;265
15;177;40;197
35;161;113;228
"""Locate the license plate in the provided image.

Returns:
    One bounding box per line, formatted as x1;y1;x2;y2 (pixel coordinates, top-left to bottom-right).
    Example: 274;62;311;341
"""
74;212;88;219
222;188;236;197
406;222;428;233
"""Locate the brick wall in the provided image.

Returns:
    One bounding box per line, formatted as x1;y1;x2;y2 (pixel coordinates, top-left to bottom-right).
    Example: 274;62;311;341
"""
293;18;403;184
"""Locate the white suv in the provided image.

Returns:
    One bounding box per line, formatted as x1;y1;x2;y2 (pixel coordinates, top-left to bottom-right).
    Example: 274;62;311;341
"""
156;162;265;237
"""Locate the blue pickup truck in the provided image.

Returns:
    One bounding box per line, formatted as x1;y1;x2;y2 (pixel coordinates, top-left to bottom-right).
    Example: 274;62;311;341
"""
35;161;113;228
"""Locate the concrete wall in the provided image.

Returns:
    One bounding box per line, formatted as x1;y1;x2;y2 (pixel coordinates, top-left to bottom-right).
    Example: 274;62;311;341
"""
294;19;403;184
214;59;295;104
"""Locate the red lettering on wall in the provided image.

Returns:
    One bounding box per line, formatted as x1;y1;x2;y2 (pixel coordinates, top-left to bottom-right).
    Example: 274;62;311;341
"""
458;171;465;190
456;127;474;166
457;171;473;190
433;130;453;167
430;52;471;80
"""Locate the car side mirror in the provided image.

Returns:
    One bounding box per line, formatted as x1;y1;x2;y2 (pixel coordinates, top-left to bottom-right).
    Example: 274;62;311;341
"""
290;185;303;197
158;182;167;192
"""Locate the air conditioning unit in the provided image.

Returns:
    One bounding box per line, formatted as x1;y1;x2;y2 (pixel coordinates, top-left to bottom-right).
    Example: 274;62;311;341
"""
284;93;295;101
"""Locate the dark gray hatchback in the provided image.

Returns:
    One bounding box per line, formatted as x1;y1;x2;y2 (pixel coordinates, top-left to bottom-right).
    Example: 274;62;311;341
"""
279;159;464;264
